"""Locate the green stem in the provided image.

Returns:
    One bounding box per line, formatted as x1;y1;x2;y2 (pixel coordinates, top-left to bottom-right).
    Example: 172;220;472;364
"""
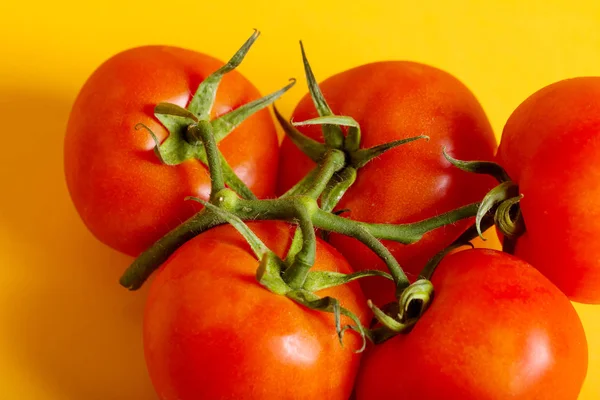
420;214;494;280
281;206;317;289
313;202;479;244
119;200;479;291
228;196;319;289
304;150;345;199
188;121;225;201
320;166;357;213
312;210;410;293
119;210;224;290
283;150;344;267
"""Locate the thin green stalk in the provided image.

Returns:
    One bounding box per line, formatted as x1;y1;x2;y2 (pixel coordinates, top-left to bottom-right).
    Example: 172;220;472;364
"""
284;150;344;265
119;210;224;290
311;210;410;293
281;206;317;289
188;121;225;201
351;202;479;243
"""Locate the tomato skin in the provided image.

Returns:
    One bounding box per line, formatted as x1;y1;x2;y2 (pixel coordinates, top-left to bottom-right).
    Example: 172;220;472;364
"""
143;222;369;400
355;249;588;400
277;61;497;304
64;46;279;256
497;77;600;303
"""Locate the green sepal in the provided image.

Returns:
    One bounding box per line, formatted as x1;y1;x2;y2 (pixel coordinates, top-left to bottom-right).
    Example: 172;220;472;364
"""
189;30;259;119
287;289;368;352
303;269;393;292
344;123;361;152
495;195;525;239
274;105;327;163
368;279;434;339
211;78;296;143
156;102;199;122
299;41;344;149
368;300;405;332
443;148;512;183
148;102;257;199
476;181;520;238
351;135;429;169
292;114;360;129
320;167;357;213
256;252;290;296
148;106;198;165
292;114;361;153
216;152;257;200
397;279;434;324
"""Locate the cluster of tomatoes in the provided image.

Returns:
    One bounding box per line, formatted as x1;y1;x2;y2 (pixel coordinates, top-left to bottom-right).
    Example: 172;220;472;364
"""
64;32;598;399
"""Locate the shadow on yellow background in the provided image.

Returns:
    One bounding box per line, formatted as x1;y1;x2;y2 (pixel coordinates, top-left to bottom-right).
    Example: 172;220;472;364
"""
0;90;156;399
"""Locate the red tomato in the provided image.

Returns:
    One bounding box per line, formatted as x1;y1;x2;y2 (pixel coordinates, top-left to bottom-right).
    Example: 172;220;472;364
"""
497;77;600;303
277;61;497;304
355;249;588;400
64;46;279;256
143;222;369;400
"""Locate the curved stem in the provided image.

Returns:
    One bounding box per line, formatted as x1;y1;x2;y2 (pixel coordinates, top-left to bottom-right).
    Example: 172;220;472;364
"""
320;166;357;213
188;121;225;201
311;210;410;293
304;150;345;199
283;150;344;267
119;210;224;290
120;200;479;291
281;205;317;289
312;202;479;244
420;214;494;280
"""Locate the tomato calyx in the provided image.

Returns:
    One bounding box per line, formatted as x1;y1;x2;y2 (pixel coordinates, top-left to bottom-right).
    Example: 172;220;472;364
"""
443;150;526;253
274;43;429;213
136;30;295;199
367;279;435;343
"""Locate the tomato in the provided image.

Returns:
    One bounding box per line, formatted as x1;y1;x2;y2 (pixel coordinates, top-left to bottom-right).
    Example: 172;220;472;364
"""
64;46;279;256
277;61;497;304
355;249;588;400
143;221;369;400
496;77;600;303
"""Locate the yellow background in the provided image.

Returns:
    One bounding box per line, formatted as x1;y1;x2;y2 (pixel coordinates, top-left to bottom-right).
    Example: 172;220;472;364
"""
1;0;599;398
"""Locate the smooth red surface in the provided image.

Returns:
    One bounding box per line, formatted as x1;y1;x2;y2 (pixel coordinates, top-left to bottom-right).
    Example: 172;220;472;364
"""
143;222;369;400
64;46;279;256
277;61;497;304
497;77;600;303
356;249;588;400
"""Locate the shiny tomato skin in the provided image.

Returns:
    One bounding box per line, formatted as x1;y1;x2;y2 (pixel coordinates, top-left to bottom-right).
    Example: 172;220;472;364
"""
64;46;279;256
277;61;497;304
497;77;600;303
143;222;369;400
355;249;588;400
